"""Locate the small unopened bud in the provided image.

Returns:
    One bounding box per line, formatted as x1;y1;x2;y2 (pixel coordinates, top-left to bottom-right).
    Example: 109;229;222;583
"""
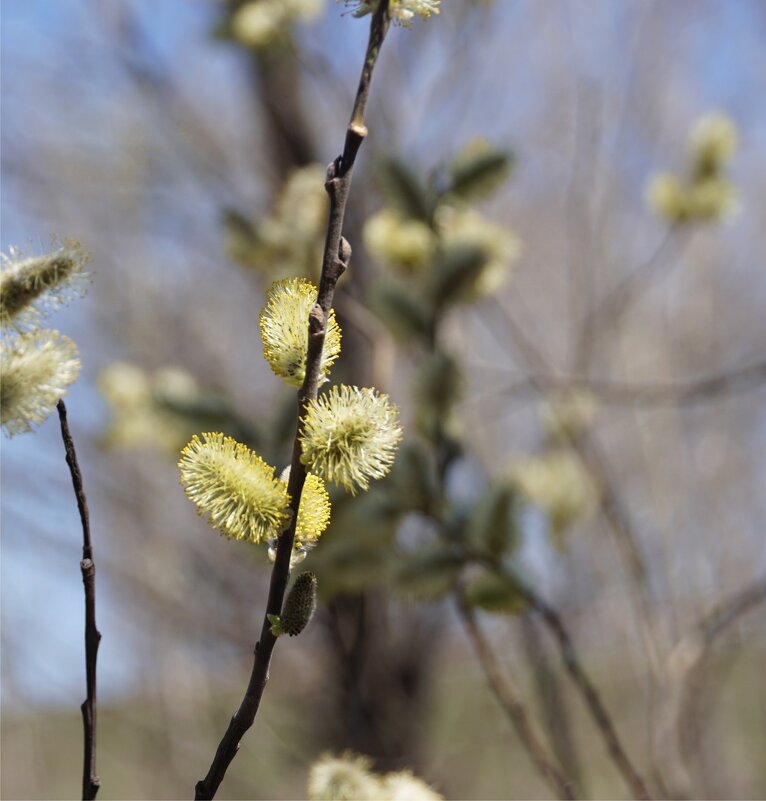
280;572;318;636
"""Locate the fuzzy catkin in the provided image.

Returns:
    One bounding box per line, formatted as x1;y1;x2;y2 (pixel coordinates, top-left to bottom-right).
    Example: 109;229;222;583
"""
281;572;318;636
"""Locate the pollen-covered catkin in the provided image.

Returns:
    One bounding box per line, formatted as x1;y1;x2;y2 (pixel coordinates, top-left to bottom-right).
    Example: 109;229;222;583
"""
300;385;403;494
178;433;290;543
0;242;90;331
1;330;81;436
260;278;341;388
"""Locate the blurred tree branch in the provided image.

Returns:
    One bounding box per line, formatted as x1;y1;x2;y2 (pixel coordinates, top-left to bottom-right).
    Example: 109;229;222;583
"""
492;360;766;407
456;591;577;800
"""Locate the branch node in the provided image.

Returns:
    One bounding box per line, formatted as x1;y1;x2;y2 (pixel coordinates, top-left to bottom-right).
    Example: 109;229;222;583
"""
308;304;325;336
338;236;352;268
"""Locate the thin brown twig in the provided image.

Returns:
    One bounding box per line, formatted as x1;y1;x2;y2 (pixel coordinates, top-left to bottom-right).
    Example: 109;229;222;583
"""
488;360;766;407
435;305;579;797
519;614;586;793
674;576;766;777
193;5;392;798
456;593;578;800
484;295;668;794
57;400;101;801
522;583;653;800
484;299;654;591
574;227;692;370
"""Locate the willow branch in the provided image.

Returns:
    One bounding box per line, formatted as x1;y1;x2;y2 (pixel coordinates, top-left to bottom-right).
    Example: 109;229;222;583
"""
456;593;577;800
194;5;391;799
486;299;653;591
574;228;692;370
495;360;766;407
522;583;652;800
57;400;101;801
486;297;666;792
674;576;766;773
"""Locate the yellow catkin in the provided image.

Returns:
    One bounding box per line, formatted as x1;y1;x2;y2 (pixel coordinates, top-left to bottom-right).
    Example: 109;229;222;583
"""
1;330;80;437
179;433;290;543
260;278;341;388
300;385;402;494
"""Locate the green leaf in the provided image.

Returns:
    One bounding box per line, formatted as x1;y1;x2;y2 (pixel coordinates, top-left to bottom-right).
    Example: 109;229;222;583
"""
415;351;463;418
307;493;398;598
387;443;436;514
369;280;434;343
373;155;435;222
267;614;283;637
463;570;527;615
221;208;261;268
426;245;488;309
448;146;515;201
467;484;520;558
395;546;465;602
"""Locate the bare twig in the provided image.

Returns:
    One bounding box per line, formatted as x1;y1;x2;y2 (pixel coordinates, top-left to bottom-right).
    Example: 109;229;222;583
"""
519;614;586;794
574;228;692;370
485;296;668;794
456;593;577;800
194;5;392;799
522;583;652;800
674;576;766;782
492;360;766;407
484;299;654;592
57;400;101;801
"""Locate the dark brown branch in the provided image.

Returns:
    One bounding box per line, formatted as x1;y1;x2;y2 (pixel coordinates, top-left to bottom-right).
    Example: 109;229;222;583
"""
194;5;391;799
522;583;652;800
57;400;101;801
456;593;577;800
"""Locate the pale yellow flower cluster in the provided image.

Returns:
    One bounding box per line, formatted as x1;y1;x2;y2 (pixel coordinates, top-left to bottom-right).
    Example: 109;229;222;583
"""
540;389;598;443
231;0;322;49
345;0;441;26
224;164;328;281
363;210;436;274
363;206;519;300
179;433;290;544
647;112;739;224
0;242;89;331
362;139;519;307
260;278;342;388
1;242;89;437
690;113;738;176
99;362;204;454
179;433;334;550
300;385;403;494
180;251;402;552
510;450;597;538
308;752;443;801
438;207;521;297
1;330;80;436
267;467;332;565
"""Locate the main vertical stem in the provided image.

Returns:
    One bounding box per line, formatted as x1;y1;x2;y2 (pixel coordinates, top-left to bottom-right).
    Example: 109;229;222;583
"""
194;4;392;798
57;400;101;801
